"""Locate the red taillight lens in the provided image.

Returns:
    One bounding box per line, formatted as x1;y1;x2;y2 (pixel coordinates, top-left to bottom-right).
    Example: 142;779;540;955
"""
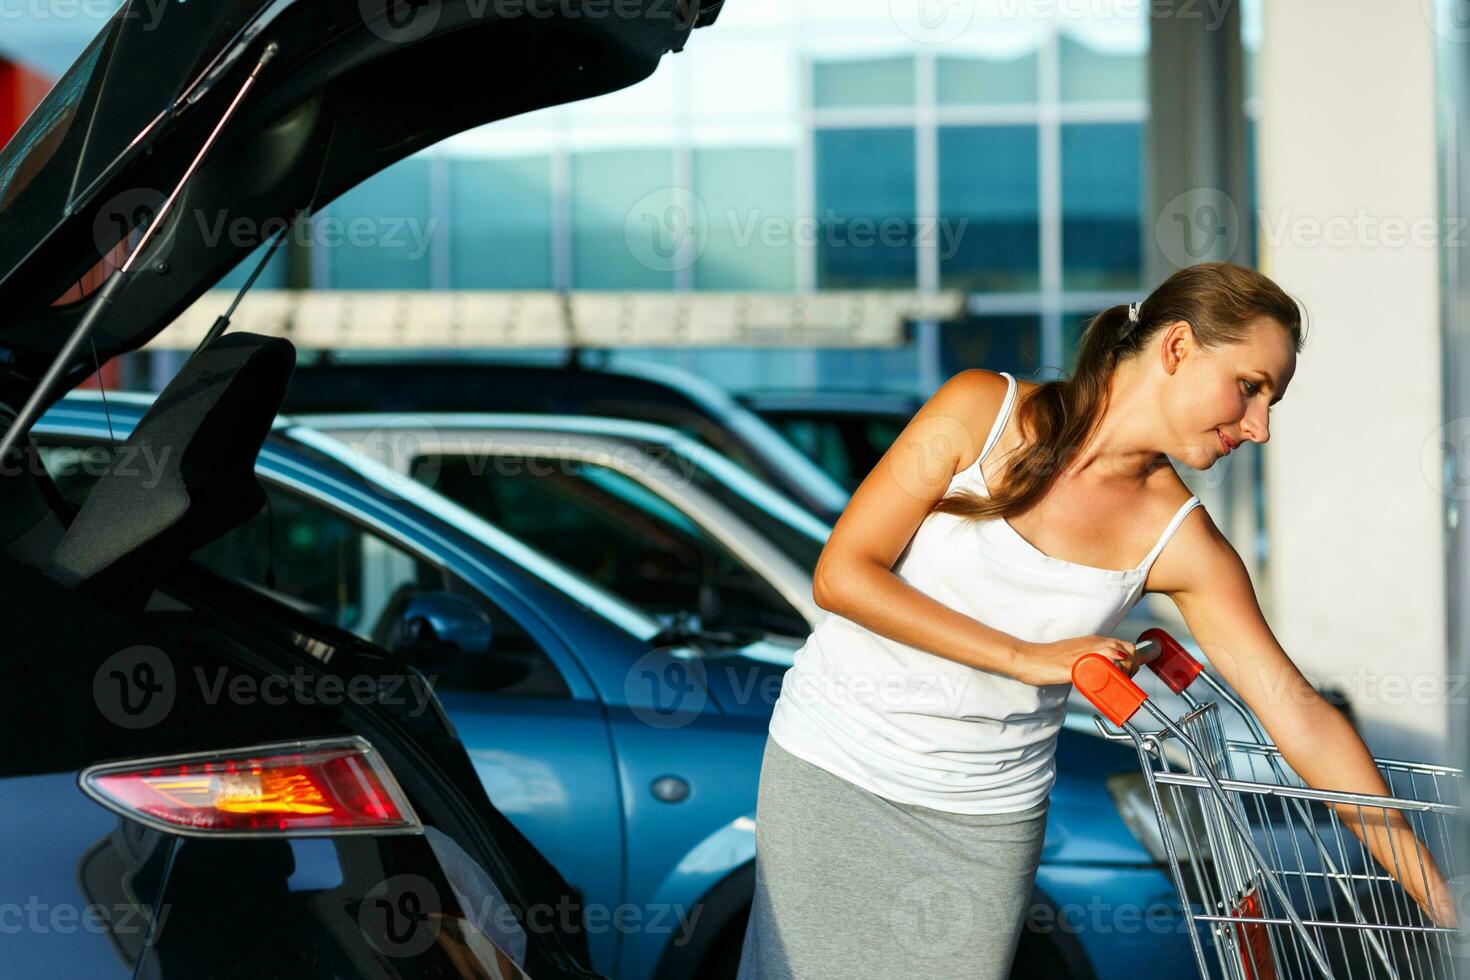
80;737;421;836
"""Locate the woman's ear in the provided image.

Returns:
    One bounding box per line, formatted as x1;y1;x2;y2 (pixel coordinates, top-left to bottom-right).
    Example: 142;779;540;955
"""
1159;319;1194;375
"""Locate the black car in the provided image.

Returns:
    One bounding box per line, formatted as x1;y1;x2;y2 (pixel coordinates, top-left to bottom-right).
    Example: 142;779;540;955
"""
734;388;922;491
282;356;854;525
0;0;723;976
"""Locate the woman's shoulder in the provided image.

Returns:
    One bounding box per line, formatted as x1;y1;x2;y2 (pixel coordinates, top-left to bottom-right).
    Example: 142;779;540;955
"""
920;370;1015;424
922;370;1017;476
933;368;1013;398
1142;460;1204;518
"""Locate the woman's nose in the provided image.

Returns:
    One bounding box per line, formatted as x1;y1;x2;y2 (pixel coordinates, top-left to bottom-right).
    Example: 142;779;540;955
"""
1241;405;1270;444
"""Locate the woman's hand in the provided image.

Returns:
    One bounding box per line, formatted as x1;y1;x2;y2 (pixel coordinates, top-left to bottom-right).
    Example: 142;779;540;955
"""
1010;634;1144;687
1345;803;1462;929
1417;870;1461;929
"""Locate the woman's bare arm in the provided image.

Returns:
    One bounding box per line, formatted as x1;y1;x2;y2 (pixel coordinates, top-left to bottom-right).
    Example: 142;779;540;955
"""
812;369;1031;678
1153;509;1459;926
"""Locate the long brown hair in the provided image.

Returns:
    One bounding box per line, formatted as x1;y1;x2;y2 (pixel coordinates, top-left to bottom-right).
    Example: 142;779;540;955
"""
930;260;1307;523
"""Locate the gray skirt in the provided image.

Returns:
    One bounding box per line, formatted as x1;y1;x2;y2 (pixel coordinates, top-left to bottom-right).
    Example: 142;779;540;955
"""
736;736;1049;980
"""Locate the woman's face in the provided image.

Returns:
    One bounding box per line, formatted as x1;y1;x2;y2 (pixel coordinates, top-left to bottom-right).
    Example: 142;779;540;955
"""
1167;317;1297;470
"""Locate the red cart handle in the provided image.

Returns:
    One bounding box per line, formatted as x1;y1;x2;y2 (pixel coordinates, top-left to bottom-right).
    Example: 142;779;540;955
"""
1071;628;1205;725
1072;654;1147;726
1137;627;1204;694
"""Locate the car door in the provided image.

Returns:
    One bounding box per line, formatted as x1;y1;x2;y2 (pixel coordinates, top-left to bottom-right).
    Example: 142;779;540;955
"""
35;435;632;977
391;440;796;968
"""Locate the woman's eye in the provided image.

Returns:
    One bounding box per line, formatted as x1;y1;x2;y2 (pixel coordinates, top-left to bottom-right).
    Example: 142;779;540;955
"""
1242;380;1259;396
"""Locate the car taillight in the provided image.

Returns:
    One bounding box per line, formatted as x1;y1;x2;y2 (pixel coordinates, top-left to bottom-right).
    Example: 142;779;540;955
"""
79;737;421;837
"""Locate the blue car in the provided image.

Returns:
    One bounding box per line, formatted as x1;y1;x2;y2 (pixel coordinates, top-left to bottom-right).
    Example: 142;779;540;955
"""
37;393;1207;980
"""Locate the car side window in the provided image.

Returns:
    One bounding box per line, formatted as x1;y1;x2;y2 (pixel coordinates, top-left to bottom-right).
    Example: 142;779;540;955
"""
191;486;433;635
35;438;569;697
193;492;568;698
411;452;810;639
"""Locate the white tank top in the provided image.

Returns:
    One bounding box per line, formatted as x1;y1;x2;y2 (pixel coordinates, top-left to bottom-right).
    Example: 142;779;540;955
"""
768;371;1204;813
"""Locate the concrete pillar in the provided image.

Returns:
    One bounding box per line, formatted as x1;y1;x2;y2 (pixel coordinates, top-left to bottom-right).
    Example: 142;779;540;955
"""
1257;0;1447;760
1145;0;1249;281
1144;2;1262;621
1430;0;1470;916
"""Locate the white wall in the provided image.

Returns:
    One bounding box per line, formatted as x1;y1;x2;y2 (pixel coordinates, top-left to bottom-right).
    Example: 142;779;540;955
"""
1258;0;1448;760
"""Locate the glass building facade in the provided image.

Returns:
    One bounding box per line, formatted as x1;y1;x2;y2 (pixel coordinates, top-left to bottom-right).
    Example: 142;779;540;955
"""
221;0;1261;394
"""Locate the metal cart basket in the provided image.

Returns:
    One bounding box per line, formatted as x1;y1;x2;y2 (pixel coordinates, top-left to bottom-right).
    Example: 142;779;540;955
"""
1072;628;1465;979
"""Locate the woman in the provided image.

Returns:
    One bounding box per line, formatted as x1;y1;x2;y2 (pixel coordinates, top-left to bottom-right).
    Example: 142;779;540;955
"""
735;261;1457;980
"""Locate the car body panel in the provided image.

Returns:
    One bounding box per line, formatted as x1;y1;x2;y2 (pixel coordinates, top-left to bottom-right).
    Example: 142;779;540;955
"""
36;393;1206;980
2;772;154;978
1032;865;1199;980
435;689;628;971
0;549;570;977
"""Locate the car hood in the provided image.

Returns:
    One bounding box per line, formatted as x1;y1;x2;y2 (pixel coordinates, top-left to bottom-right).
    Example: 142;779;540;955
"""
0;0;721;391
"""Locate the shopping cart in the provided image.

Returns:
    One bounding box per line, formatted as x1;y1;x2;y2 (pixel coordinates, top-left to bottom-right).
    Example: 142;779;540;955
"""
1071;627;1465;980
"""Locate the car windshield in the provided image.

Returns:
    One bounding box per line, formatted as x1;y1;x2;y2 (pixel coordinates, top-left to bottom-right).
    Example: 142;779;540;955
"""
642;437;830;572
718;402;853;515
605;355;853;516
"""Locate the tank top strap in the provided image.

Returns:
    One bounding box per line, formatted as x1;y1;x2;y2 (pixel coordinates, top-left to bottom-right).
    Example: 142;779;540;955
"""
976;371;1018;468
1135;495;1204;575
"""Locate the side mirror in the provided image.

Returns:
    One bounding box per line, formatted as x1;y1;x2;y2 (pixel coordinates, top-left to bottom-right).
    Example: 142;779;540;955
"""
385;591;494;658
